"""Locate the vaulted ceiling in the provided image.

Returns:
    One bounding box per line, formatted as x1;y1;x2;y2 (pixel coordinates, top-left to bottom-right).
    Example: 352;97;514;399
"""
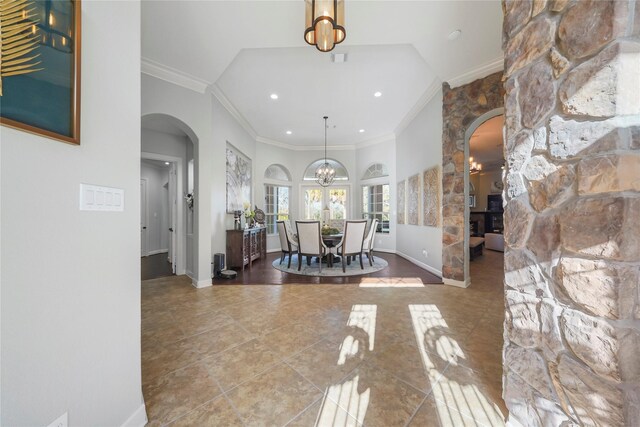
142;1;503;146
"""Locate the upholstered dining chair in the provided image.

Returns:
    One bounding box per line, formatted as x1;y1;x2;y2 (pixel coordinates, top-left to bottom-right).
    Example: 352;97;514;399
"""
362;218;379;266
295;221;328;273
277;221;298;269
335;220;368;273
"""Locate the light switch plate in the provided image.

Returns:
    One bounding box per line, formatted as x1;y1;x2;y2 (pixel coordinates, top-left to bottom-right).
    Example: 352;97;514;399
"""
80;184;124;212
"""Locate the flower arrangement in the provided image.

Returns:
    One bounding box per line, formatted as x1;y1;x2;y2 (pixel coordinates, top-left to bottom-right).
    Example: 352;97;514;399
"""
243;202;255;227
321;225;340;235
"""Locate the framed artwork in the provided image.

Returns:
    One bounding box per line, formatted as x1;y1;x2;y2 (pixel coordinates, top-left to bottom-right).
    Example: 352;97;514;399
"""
0;0;81;145
407;174;420;226
397;180;405;225
490;179;504;193
422;166;441;227
226;144;252;213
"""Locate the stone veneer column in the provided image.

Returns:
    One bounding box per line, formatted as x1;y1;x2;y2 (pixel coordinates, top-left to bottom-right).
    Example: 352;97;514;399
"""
502;0;640;425
441;73;504;284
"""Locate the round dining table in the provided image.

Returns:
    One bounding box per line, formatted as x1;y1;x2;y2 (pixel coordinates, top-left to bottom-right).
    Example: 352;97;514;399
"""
321;233;343;267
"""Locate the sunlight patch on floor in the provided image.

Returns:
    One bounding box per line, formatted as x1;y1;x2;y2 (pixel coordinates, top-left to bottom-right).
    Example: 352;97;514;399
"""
346;304;377;351
359;277;424;287
410;304;505;427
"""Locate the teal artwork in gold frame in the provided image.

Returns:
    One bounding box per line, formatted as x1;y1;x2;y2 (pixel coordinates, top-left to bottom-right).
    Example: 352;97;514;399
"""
0;0;81;145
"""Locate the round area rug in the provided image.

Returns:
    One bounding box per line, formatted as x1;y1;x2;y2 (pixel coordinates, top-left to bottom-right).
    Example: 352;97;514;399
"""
272;254;388;277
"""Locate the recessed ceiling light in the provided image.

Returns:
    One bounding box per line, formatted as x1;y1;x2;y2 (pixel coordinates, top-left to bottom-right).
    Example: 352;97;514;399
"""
374;91;382;97
270;93;279;100
447;29;462;41
164;162;170;165
359;129;365;133
286;130;292;135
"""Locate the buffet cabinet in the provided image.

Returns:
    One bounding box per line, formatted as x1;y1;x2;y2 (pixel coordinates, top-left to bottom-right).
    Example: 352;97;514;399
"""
226;227;267;270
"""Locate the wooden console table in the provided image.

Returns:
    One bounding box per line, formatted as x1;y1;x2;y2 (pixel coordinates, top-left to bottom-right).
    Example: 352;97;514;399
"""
226;227;267;271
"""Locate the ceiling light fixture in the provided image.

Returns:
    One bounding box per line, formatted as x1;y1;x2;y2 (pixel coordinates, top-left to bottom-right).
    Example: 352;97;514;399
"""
469;156;482;173
270;93;279;100
359;129;365;133
315;116;335;187
165;162;170;165
286;130;292;135
304;0;346;52
374;91;382;97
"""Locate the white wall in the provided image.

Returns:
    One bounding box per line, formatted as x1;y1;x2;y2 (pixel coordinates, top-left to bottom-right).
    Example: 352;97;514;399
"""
141;162;170;254
396;89;444;275
1;1;144;425
211;96;256;255
355;140;397;253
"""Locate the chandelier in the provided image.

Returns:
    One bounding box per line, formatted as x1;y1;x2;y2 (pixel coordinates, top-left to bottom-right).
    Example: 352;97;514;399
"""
315;116;336;187
469;156;482;173
304;0;346;52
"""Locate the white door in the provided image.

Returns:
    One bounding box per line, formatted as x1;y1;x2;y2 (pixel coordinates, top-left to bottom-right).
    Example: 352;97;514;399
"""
140;179;148;256
168;164;177;274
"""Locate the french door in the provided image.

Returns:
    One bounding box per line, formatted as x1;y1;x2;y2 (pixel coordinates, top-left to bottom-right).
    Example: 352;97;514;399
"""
301;185;350;222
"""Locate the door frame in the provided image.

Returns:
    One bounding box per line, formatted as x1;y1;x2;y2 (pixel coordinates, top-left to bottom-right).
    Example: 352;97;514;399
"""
140;178;148;256
141;152;186;275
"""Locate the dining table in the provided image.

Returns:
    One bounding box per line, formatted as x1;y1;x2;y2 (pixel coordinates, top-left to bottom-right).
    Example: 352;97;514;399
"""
321;233;343;267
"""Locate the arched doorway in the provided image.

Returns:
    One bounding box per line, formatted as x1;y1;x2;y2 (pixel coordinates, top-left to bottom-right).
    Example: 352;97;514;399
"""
141;113;199;281
464;110;505;285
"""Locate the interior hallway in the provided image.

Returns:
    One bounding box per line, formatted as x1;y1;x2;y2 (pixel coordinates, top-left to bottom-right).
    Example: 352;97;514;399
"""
141;250;506;426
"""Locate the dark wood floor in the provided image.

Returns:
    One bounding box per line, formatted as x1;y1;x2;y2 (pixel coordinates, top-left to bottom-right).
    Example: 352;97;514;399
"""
141;253;174;281
212;251;443;285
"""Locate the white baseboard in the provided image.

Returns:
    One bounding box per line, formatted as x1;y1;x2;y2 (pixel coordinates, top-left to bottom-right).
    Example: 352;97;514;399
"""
394;251;443;278
147;249;168;256
192;277;212;288
267;248;281;254
121;403;147;427
443;277;470;288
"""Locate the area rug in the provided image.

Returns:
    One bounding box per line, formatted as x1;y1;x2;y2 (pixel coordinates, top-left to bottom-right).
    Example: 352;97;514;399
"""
272;254;388;277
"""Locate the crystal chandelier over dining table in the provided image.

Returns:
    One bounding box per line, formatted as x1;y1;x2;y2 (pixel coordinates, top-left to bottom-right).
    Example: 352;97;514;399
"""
315;116;336;187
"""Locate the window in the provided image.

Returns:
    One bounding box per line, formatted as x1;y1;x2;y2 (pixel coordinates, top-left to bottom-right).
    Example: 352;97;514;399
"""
362;163;389;180
264;185;290;234
362;184;390;233
302;186;350;224
303;159;349;182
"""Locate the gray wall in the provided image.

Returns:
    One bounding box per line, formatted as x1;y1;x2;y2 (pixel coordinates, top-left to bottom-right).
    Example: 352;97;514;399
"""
395;90;444;274
1;1;144;425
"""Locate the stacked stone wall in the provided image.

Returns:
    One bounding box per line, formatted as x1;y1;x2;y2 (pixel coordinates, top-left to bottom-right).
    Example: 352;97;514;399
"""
502;0;640;425
441;73;504;282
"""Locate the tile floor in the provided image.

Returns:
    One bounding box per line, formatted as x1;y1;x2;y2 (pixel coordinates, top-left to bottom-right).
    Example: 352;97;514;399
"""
141;250;506;426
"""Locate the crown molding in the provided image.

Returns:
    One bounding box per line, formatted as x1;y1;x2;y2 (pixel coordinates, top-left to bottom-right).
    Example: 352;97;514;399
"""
394;79;442;135
210;84;258;140
446;56;504;88
256;136;356;151
141;57;210;94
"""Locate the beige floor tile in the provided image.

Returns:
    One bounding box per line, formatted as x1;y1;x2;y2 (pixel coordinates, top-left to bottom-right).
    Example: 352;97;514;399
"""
142;338;202;385
286;339;365;390
259;323;324;358
430;364;506;427
408;395;479;427
202;338;282;391
143;363;222;425
185;321;254;357
287;396;363;427
328;363;426;427
227;362;322;427
175;310;235;338
168;395;244;426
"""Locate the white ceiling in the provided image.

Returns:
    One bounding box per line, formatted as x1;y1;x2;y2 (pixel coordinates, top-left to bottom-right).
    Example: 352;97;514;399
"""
141;1;503;146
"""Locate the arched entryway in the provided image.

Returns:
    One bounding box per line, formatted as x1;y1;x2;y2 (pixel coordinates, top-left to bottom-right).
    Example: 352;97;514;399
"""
141;113;199;280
